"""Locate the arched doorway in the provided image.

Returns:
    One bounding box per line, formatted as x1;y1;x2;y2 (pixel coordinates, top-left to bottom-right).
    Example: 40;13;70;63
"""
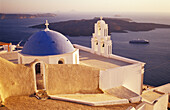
34;62;45;91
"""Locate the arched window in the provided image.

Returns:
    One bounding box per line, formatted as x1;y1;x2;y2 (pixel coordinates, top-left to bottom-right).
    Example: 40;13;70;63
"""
58;60;63;64
58;58;65;64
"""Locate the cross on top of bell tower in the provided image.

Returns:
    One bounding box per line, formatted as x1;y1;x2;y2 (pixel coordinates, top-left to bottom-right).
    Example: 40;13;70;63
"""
100;16;103;20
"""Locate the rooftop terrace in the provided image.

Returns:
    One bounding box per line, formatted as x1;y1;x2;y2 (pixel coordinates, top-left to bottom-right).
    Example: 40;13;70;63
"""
79;50;131;70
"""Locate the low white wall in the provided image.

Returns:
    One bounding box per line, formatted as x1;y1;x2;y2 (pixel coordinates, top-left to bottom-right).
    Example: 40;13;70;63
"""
109;54;145;65
74;44;145;67
123;64;142;95
99;64;142;95
100;68;124;90
73;44;91;52
153;94;169;110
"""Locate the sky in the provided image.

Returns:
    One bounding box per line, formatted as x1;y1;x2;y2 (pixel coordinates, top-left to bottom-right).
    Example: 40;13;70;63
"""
1;0;170;14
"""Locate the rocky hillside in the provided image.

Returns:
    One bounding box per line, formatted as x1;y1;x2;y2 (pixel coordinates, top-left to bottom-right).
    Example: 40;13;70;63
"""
30;17;170;36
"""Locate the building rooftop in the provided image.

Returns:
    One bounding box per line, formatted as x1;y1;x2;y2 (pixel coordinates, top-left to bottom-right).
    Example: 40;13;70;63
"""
79;50;131;70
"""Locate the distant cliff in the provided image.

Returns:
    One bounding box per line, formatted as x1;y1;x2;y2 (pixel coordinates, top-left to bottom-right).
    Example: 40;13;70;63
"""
30;17;170;36
0;13;57;19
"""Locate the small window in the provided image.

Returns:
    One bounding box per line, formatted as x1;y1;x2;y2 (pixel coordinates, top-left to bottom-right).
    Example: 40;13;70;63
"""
35;63;41;74
58;60;63;64
58;58;65;64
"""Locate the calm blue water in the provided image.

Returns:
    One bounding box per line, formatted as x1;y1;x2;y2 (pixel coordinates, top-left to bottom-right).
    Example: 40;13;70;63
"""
0;13;170;86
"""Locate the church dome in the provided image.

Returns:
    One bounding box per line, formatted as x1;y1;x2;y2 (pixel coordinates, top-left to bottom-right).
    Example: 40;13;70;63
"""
21;29;75;56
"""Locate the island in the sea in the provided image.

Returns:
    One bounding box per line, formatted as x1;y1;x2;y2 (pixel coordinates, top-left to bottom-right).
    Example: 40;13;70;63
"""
0;13;57;19
30;17;170;36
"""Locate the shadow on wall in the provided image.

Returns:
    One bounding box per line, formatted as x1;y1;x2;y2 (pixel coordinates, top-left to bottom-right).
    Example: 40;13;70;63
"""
0;57;102;102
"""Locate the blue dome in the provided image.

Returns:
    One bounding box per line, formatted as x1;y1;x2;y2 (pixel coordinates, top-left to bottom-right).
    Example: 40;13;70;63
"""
21;30;75;56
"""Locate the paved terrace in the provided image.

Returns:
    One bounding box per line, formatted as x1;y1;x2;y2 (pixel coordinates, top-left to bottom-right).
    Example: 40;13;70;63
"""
79;50;131;70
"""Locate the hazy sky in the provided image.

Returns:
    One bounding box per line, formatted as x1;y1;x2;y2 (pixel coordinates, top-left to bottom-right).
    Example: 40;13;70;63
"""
1;0;170;13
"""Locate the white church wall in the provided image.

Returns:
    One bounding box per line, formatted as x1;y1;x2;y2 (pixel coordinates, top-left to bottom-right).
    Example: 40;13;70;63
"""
123;64;143;95
18;53;50;64
99;68;124;90
49;54;72;64
19;49;79;64
73;49;79;64
49;49;79;64
23;56;49;64
49;55;67;64
99;64;143;95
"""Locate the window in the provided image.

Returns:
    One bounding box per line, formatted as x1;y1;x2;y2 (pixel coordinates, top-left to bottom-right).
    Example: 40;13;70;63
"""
58;58;65;64
35;63;41;74
58;60;63;64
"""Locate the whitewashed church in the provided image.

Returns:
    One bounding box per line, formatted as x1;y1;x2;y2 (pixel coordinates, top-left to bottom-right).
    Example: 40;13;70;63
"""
0;17;169;110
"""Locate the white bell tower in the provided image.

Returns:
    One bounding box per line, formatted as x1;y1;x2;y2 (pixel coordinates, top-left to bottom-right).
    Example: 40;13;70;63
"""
91;17;112;57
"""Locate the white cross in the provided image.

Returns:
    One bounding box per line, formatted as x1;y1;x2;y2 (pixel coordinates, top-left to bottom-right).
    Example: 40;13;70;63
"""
100;16;103;20
45;20;49;29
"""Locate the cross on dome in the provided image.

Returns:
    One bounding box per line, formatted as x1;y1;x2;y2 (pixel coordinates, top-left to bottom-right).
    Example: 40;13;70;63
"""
45;20;49;31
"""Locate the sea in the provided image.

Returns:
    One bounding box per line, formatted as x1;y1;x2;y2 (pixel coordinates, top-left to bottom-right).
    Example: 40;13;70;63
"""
0;12;170;87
